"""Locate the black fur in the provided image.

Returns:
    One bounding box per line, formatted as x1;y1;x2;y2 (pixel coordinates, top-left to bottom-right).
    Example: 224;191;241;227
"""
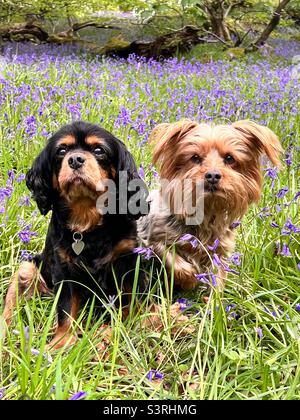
26;121;148;329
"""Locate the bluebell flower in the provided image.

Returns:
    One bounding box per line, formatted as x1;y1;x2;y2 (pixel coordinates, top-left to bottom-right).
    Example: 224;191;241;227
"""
254;327;263;339
207;238;220;251
277;187;289;198
281;243;291;257
69;391;87;400
133;246;154;260
230;221;241;229
146;369;164;381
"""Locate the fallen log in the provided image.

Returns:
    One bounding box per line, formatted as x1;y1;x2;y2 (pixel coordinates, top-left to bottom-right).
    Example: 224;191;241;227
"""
0;22;208;59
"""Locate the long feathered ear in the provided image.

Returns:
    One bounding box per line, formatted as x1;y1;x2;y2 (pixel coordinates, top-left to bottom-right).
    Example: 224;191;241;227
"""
26;146;54;215
232;120;282;167
151;120;199;171
116;140;149;220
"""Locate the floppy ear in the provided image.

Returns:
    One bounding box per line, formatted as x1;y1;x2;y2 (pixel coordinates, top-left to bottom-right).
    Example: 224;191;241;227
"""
116;140;149;220
232;120;282;167
151;120;199;170
26;146;54;215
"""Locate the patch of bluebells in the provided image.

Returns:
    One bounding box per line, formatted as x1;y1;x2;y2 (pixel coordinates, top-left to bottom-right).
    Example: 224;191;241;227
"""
0;41;299;297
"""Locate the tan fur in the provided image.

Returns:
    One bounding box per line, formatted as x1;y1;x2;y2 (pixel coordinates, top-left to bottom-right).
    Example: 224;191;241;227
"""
47;293;80;350
96;239;136;272
57;135;76;146
2;261;52;329
58;151;111;232
139;119;282;290
57;247;73;264
67;198;102;232
85;135;104;146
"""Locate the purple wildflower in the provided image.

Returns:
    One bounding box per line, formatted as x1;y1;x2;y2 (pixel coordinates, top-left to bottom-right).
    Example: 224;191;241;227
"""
265;168;278;180
190;238;198;249
180;234;193;242
281;243;292;257
177;298;191;311
223;266;239;275
229;252;242;266
212;253;222;267
18;229;37;244
297;263;300;272
195;272;217;287
0;389;4;400
146;370;164;381
284;218;300;234
295;303;300;312
207;238;220;251
254;327;263;339
69;391;87;400
230;221;241;229
19;196;30;207
277;187;289;198
17;174;26;183
138;165;145;179
133;246;154;260
225;304;236;312
20;250;33;261
180;234;198;249
270;221;280;228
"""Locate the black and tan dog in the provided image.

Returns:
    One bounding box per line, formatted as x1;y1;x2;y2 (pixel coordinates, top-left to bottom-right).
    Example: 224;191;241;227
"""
2;121;148;349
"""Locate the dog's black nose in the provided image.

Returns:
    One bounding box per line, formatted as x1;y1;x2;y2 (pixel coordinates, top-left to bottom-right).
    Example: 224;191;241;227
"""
68;155;85;170
205;171;221;184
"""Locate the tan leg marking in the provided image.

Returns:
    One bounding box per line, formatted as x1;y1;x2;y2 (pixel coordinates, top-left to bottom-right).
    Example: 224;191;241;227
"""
2;261;52;328
47;293;80;351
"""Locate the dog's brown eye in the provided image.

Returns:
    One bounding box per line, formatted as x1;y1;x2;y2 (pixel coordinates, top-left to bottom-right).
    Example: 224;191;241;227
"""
191;155;202;164
94;147;105;156
224;154;235;165
57;148;67;157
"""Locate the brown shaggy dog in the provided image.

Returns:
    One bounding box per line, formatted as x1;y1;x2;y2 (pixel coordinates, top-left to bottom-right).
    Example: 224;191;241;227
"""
138;120;282;290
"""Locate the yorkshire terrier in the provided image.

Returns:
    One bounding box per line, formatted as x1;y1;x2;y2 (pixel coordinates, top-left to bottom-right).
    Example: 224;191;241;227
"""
138;120;282;290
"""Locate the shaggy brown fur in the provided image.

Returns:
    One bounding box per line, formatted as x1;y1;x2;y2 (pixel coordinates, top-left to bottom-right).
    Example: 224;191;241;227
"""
138;120;282;290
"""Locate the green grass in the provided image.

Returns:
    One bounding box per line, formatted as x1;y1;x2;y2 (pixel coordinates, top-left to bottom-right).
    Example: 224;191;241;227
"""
0;43;299;400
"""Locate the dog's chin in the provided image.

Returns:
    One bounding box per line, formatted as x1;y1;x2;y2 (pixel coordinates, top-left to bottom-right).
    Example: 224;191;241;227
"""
59;175;98;201
203;186;232;209
203;185;226;198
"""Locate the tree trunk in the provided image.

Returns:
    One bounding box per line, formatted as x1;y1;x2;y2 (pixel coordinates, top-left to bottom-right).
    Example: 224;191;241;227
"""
210;15;231;41
196;1;232;42
253;0;292;47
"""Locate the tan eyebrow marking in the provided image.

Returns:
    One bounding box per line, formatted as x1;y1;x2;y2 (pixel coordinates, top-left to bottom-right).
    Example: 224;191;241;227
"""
57;135;76;146
85;136;104;146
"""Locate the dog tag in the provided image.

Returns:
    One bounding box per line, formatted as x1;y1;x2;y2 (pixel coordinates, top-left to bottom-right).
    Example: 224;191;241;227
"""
72;232;85;255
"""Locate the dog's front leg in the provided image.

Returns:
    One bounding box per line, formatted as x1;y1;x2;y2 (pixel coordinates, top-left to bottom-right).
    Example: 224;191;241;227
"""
2;260;52;335
47;281;80;350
